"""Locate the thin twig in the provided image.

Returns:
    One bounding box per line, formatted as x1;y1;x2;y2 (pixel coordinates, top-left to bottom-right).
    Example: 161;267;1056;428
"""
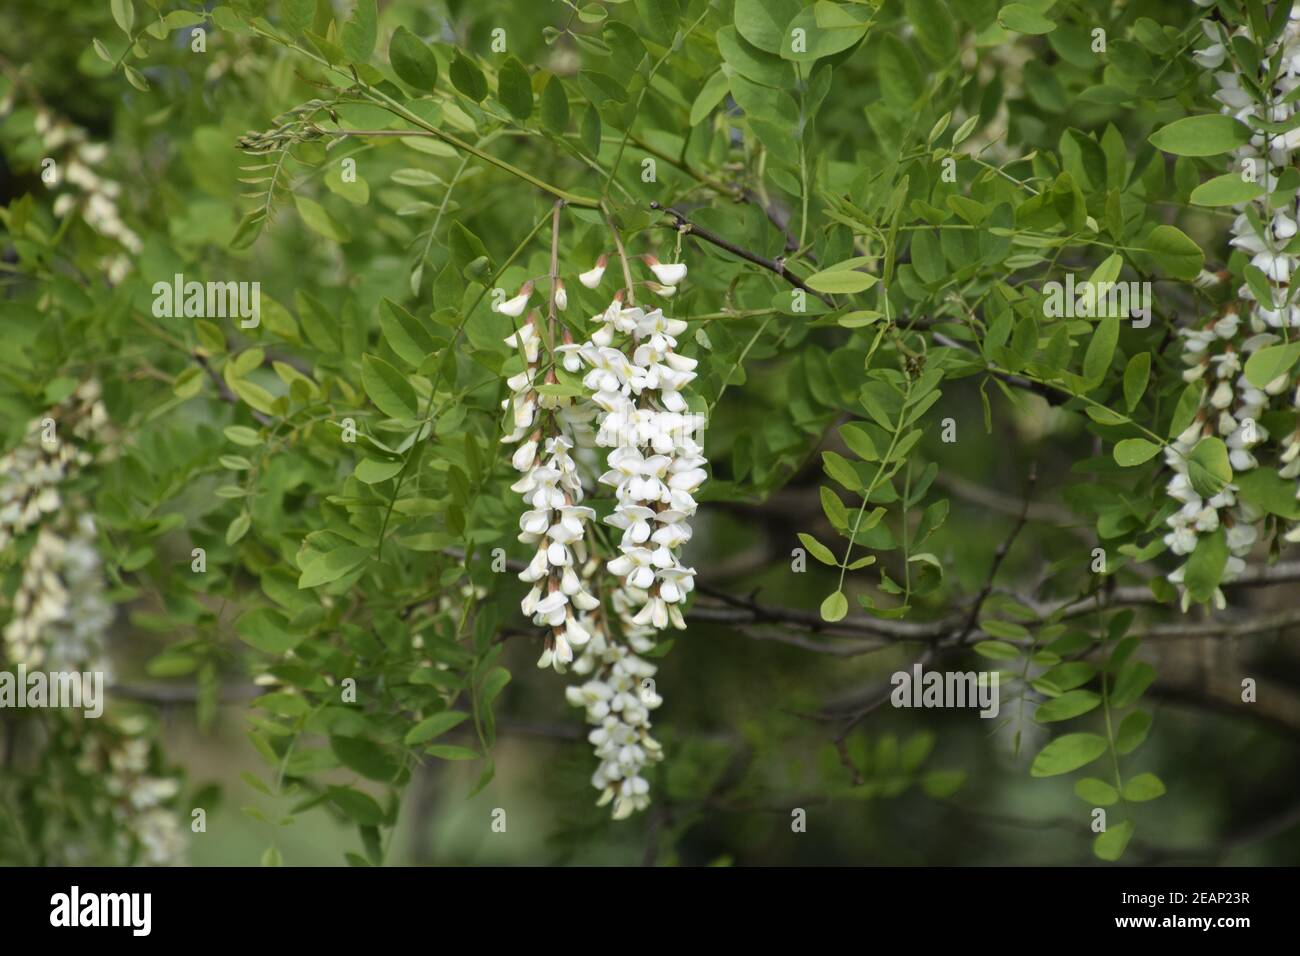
649;201;829;305
194;352;273;426
958;464;1037;642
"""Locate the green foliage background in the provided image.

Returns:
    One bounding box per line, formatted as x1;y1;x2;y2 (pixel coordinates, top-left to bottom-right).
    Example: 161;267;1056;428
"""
1;0;1298;865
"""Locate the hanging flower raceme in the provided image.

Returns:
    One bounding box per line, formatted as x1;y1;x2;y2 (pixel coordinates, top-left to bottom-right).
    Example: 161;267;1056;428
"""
499;311;600;672
1163;9;1300;604
29;109;141;285
500;236;699;818
562;554;666;819
577;299;706;632
1;381;113;667
0;382;186;865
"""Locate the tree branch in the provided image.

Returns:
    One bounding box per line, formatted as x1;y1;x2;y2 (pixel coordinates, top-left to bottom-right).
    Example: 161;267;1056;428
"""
649;201;830;305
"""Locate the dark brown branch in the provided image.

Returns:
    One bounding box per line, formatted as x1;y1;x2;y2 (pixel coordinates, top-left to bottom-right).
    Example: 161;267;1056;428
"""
649;201;831;305
194;352;274;426
691;582;958;642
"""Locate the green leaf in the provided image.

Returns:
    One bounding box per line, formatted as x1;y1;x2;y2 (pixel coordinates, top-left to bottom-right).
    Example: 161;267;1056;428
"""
1113;438;1160;467
1089;252;1123;287
1142;225;1203;280
110;0;134;34
1074;777;1119;807
361;354;419;419
797;532;837;565
327;786;384;825
224;425;261;447
294;195;350;243
806;269;878;294
389;26;438;90
282;0;315;37
922;770;967;798
1189;172;1264;207
980;620;1029;640
379;298;435;368
123;65;150;92
236;608;302;654
1243;342;1300;390
340;0;378;63
1036;662;1097;693
450;51;488;101
355;458;403;484
480;666;510;705
820;590;848;622
910;229;944;284
580;104;601;157
226;512;251;545
1183;526;1228;603
1111;661;1156;709
780;2;871;62
404;711;470;745
973;640;1020;660
838;423;879;461
1082;396;1122;423
838;310;883;329
330;735;398;781
1236;467;1300;519
1030;733;1108;777
172;366;203;399
1122;352;1151;411
298;546;370;589
734;0;802;54
1082;314;1119;386
822;451;862;491
1093;820;1134;861
1114;710;1152;755
540;74;570;132
497;56;534;120
1035;689;1101;723
633;0;675;39
689;69;730;126
1149;115;1252;157
905;0;957;62
1186;436;1232;498
1122;772;1166;802
998;3;1056;35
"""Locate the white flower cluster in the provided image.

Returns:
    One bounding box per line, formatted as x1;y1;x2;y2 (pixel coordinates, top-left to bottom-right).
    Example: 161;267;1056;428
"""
500;309;601;673
3;515;113;671
1164;8;1300;604
2;382;114;668
92;736;186;866
0;380;107;553
572;298;706;631
1196;7;1300;333
0;383;181;862
497;247;700;818
33;110;141;284
565;562;664;819
562;258;702;816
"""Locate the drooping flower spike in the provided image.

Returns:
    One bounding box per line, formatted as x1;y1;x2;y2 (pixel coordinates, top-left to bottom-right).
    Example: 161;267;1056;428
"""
1168;5;1300;606
501;233;703;817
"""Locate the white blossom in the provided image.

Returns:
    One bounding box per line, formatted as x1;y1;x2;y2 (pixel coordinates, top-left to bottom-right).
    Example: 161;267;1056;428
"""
578;256;608;289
